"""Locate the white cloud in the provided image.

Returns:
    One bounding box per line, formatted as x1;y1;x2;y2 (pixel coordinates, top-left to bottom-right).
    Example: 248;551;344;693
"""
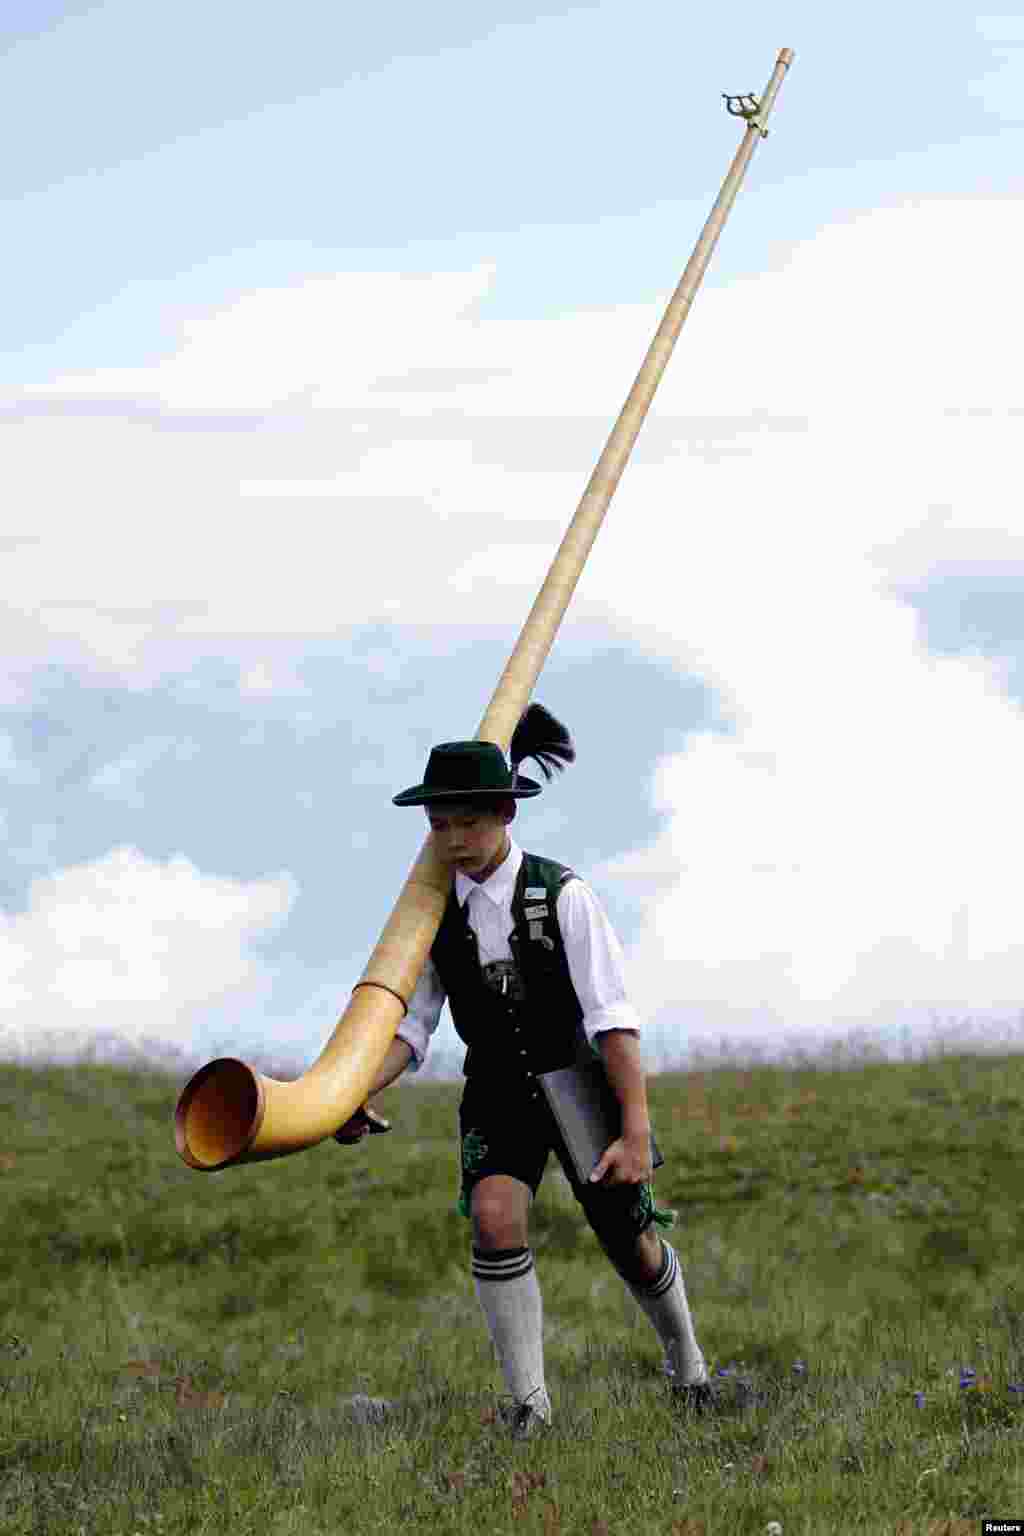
6;197;1024;1060
0;847;298;1063
582;428;1024;1056
39;263;502;412
595;641;1024;1050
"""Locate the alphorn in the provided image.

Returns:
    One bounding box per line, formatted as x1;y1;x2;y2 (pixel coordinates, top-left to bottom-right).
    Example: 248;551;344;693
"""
175;47;795;1171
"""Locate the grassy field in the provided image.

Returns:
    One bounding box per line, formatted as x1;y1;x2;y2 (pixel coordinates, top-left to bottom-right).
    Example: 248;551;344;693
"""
2;1035;1023;1535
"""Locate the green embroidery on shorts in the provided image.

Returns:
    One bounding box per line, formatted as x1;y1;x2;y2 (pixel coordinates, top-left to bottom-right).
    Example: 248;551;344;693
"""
456;1129;489;1219
461;1129;488;1175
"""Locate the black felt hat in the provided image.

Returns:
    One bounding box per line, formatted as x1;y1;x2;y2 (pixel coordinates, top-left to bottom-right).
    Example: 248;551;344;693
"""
393;703;575;807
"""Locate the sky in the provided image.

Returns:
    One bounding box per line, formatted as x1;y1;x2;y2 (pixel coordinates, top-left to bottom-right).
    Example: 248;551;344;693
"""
3;1;1024;1089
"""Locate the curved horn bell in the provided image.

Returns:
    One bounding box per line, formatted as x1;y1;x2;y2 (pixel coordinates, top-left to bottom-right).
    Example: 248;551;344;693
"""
175;835;451;1169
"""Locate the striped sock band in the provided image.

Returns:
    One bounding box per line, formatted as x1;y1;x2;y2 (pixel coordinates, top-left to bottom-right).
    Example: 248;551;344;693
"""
471;1245;535;1283
639;1236;677;1298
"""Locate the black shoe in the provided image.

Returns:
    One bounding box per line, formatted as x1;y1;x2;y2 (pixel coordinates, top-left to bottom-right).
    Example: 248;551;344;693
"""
510;1401;551;1440
671;1378;717;1415
498;1389;552;1440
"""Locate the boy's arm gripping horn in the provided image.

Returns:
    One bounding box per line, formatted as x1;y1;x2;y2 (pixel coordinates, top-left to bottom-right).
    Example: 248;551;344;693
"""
174;48;795;1171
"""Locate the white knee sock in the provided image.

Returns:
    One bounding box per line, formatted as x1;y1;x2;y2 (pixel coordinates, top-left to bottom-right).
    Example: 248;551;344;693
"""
472;1245;551;1419
626;1239;709;1386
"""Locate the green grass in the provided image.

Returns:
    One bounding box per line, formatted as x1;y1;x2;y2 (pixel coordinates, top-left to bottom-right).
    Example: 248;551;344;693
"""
3;1037;1024;1535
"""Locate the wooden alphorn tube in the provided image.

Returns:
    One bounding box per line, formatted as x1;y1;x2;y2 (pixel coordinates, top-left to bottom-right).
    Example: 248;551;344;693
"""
174;48;795;1170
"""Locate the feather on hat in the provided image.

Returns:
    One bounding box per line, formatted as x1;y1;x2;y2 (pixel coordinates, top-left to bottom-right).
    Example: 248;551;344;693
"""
392;702;575;806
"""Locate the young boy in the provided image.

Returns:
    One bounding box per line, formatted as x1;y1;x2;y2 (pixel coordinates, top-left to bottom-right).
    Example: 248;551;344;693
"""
336;704;712;1438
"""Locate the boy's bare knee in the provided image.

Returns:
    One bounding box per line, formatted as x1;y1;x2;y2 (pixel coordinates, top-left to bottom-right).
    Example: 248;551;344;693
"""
471;1174;530;1251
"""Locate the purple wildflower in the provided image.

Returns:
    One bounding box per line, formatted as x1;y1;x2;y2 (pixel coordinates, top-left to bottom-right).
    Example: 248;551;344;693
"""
913;1391;925;1408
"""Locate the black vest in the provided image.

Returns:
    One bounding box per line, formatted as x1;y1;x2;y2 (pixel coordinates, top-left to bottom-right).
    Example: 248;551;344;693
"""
429;850;599;1085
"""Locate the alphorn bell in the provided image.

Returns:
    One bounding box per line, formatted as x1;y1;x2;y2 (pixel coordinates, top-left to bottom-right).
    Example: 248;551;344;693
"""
175;48;795;1171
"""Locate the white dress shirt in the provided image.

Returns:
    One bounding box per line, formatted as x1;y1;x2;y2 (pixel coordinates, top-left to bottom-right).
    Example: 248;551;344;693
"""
397;835;641;1071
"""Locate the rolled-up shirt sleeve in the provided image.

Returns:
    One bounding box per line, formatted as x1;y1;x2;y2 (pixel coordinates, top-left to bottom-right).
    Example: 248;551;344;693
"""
396;953;446;1072
555;879;642;1045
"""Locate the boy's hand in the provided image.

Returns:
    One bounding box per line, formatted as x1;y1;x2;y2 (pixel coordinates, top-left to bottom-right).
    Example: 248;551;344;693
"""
589;1130;652;1186
332;1105;391;1145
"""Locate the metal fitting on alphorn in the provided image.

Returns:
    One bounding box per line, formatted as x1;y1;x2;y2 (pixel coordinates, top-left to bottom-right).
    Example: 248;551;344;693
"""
722;92;768;138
